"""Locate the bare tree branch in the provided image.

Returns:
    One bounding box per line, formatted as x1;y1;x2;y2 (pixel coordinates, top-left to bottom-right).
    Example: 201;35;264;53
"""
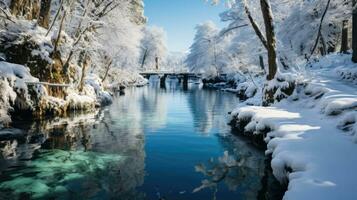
308;0;331;60
220;24;249;36
46;0;63;36
0;7;15;23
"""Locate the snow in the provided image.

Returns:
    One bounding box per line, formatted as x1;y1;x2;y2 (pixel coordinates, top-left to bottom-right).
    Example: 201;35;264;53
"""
0;63;114;126
232;104;357;199
230;54;357;199
0;61;41;126
3;19;54;64
103;68;148;88
85;74;113;106
140;26;168;70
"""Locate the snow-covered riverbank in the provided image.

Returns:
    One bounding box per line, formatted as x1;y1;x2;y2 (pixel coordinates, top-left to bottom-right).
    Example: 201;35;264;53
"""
229;54;357;199
0;61;147;128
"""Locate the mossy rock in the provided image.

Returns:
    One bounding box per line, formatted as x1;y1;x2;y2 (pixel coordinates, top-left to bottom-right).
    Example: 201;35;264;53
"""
0;29;70;84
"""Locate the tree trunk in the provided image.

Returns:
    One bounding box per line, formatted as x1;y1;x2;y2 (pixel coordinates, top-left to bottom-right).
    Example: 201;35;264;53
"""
53;11;66;55
155;57;159;70
9;0;22;16
10;0;40;20
352;0;357;62
260;0;277;81
79;53;90;92
141;49;148;69
259;55;265;70
243;0;268;49
341;20;349;53
102;58;113;83
320;33;327;55
309;0;331;60
279;56;289;70
38;0;52;28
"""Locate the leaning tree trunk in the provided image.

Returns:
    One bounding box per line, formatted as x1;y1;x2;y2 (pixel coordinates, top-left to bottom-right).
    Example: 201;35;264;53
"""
260;0;277;81
38;0;52;28
243;0;268;48
352;0;357;62
102;58;113;83
341;20;349;53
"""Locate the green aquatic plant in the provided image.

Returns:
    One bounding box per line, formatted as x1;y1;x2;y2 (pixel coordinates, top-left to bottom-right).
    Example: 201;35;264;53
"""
0;149;124;199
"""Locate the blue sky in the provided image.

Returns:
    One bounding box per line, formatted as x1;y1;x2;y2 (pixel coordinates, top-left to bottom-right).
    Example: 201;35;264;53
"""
144;0;227;52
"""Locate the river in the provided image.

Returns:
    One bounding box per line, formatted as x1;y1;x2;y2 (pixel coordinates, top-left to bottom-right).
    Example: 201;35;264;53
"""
0;78;283;200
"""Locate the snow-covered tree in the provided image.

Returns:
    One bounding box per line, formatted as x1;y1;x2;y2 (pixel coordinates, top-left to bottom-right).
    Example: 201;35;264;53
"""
277;0;351;63
139;26;167;70
161;51;187;72
186;21;220;76
129;0;147;25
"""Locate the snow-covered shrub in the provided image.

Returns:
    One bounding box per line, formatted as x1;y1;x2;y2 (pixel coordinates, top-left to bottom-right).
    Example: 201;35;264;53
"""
263;73;301;106
0;78;16;127
65;87;97;111
236;82;257;100
103;68;148;88
336;67;357;85
322;54;357;85
85;74;112;106
0;61;45;125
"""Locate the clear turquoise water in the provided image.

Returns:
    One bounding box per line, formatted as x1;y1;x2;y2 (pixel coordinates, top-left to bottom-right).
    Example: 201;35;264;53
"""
0;80;282;200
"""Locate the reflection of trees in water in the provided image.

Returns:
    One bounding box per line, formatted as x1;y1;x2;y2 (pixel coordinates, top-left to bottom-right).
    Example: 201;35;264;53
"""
0;110;101;167
187;89;238;135
116;85;169;131
194;135;283;200
0;107;147;199
87;108;146;199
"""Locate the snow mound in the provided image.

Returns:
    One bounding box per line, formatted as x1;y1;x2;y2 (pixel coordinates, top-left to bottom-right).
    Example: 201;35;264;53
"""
231;103;357;200
105;69;148;88
0;61;42;126
231;106;300;135
85;74;113;106
338;112;357;143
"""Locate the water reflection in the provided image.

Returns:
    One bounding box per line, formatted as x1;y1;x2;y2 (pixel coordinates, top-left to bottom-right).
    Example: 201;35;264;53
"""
0;109;146;199
0;80;281;200
194;135;266;200
187;88;234;135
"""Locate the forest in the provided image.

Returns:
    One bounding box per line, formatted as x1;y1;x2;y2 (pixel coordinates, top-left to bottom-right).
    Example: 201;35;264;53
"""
0;0;356;199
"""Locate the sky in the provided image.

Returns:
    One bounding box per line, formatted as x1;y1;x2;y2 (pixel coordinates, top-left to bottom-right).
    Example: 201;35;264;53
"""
144;0;227;52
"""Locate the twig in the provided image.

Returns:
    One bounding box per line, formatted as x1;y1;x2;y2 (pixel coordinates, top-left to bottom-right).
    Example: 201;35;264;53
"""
220;24;249;36
0;7;15;23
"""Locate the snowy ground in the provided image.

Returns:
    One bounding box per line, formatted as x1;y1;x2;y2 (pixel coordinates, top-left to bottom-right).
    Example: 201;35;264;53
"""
230;54;357;199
